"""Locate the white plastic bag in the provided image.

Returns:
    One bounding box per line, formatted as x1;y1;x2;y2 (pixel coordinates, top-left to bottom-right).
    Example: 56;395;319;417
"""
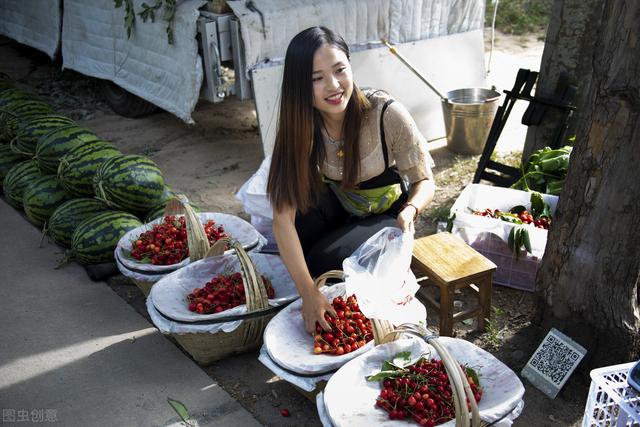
236;155;273;219
343;227;425;326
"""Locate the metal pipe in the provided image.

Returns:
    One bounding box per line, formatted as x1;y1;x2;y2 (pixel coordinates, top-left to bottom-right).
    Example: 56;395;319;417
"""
381;38;446;101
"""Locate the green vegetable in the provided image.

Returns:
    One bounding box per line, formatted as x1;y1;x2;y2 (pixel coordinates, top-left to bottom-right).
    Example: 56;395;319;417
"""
512;145;573;194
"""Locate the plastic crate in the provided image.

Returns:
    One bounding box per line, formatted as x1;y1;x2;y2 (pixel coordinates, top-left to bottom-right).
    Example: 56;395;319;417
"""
467;231;540;292
582;362;640;426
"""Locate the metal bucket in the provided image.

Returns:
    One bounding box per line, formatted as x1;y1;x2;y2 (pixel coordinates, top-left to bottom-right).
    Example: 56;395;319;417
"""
441;88;501;155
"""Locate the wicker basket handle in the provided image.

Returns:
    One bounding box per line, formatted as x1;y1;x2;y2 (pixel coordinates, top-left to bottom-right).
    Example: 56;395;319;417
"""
202;236;270;313
385;324;481;427
164;195;209;262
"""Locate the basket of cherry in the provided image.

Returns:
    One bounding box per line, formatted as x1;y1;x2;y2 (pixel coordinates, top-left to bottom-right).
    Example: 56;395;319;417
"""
317;324;526;427
115;195;264;295
258;272;427;405
146;237;299;364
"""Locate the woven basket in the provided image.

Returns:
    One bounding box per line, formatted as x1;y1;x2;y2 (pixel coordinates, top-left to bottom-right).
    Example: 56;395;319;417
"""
293;270;397;402
167;237;280;365
130;195;208;296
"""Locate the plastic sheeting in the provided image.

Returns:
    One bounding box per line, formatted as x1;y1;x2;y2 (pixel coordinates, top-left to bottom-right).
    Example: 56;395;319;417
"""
0;0;61;59
321;337;525;427
226;0;484;76
61;0;205;123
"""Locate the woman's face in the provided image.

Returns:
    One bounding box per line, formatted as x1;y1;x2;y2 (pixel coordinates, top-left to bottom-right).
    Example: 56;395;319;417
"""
311;44;353;120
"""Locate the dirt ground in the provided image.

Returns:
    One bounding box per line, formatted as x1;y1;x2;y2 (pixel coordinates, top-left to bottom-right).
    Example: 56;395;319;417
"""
0;29;589;427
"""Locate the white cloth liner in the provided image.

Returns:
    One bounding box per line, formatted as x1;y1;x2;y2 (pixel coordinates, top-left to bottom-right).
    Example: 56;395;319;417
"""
149;251;298;322
116;212;264;273
321;337;525;427
316;391;524;427
226;0;484;77
0;0;61;59
61;0;205;123
258;345;334;393
450;183;559;259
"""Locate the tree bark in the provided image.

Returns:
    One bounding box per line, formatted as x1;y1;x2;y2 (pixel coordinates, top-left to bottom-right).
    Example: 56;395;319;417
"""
536;0;640;368
522;0;603;162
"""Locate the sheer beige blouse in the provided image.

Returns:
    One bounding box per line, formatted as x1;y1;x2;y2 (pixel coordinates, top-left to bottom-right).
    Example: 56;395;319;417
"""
320;91;435;185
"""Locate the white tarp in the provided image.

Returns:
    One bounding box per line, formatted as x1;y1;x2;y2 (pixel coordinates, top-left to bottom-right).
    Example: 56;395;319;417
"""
0;0;62;59
226;0;484;75
61;0;205;123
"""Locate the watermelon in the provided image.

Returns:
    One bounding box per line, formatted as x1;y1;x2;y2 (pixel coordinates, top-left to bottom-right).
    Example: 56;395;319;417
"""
48;198;109;248
35;124;100;173
0;145;28;186
11;115;74;157
69;211;142;264
0;99;53;144
57;141;121;198
0;88;34;107
0;81;13;93
93;154;165;215
22;175;70;228
2;160;43;209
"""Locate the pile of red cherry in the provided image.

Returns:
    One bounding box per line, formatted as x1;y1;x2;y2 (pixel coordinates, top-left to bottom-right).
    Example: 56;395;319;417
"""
129;215;228;265
312;294;374;356
374;358;482;426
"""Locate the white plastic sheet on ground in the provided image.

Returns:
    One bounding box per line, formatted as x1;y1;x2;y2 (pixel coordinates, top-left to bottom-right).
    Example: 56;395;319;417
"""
320;337;525;427
116;212;265;274
450;183;559;259
61;0;205;123
0;0;61;59
149;252;298;327
226;0;483;77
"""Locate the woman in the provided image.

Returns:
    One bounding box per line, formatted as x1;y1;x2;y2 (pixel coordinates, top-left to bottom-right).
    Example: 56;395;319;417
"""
267;27;435;333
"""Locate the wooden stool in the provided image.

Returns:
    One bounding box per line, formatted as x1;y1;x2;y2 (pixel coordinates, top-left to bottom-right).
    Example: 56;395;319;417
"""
412;232;496;337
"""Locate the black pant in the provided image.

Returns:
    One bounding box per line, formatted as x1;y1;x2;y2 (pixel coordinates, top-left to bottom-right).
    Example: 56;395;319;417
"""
295;185;406;277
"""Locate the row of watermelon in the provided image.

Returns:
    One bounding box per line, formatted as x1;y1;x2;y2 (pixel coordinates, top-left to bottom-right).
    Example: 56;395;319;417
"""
0;73;180;265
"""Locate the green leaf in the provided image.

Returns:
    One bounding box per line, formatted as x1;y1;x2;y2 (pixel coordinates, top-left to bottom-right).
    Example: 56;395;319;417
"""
366;370;402;382
509;205;527;214
466;366;480;387
391;351;413;368
167;397;190;423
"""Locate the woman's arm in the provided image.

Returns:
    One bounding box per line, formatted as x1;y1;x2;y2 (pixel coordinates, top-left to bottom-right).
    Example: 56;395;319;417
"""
272;206;336;333
397;178;435;232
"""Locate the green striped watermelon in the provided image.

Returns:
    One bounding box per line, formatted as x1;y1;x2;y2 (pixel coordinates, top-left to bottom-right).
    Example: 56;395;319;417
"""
3;160;42;209
10;115;74;157
35;124;100;173
0;88;34;107
22;175;70;228
93;154;165;215
48;198;109;248
0;145;28;187
57;141;121;198
0;99;53;144
69;211;142;264
0;81;13;93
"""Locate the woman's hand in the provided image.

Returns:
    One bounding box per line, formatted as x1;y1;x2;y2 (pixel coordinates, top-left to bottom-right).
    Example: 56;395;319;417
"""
397;204;417;232
301;287;337;333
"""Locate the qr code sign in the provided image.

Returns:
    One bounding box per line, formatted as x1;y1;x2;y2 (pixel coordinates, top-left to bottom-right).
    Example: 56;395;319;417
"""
522;328;587;398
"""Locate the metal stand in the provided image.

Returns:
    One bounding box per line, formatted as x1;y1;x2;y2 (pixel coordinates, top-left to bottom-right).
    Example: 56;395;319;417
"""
472;68;577;187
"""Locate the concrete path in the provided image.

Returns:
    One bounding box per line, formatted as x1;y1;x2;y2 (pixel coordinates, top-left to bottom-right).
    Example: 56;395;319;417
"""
0;200;261;427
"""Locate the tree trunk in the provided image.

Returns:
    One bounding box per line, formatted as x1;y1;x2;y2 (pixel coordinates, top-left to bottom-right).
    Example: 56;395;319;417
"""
536;0;640;368
522;0;603;162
